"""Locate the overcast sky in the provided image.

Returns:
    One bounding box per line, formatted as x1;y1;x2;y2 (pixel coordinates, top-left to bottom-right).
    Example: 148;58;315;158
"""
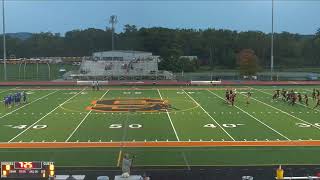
3;0;320;35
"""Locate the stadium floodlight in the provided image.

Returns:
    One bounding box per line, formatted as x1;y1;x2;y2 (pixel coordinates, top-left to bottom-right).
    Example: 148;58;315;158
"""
2;0;6;81
270;0;274;80
109;15;118;51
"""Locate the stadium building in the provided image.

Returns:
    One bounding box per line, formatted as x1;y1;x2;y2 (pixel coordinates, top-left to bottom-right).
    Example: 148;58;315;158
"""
66;50;174;80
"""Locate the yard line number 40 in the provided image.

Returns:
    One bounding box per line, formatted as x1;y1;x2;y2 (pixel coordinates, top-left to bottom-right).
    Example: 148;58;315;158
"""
5;125;47;129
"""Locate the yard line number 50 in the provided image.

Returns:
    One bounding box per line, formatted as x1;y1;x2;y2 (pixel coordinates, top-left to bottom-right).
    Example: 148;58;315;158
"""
109;124;142;129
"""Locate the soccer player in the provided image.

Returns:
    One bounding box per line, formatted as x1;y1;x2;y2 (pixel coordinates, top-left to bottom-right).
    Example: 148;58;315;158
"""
314;95;320;109
96;81;100;91
276;89;280;98
304;94;309;106
291;93;297;106
230;93;236;106
281;89;287;101
312;89;316;100
3;96;7;108
246;91;252;105
286;92;291;102
272;91;278;100
92;81;95;91
225;90;230;103
8;94;12;108
297;93;302;103
22;91;27;103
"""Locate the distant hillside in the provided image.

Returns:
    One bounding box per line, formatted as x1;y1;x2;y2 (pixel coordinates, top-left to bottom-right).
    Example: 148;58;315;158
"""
7;32;33;40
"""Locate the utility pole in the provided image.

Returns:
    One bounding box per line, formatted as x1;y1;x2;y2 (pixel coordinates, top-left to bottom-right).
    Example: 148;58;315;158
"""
2;0;6;81
270;0;274;81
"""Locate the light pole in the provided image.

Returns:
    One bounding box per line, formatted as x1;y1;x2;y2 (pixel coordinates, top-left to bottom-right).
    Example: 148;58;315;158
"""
2;0;6;81
270;0;274;80
109;15;118;51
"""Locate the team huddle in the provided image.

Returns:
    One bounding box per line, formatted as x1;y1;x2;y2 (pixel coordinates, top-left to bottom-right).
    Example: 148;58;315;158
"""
272;88;320;109
3;92;27;108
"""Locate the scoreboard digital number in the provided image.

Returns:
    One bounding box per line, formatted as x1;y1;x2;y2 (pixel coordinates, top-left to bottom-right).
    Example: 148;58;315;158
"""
1;161;54;179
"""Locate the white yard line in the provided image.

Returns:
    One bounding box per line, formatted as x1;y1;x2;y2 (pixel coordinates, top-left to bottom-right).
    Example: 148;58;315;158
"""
8;89;86;143
65;90;109;142
157;89;180;141
208;90;291;141
247;91;320;131
0;88;15;94
182;152;191;171
182;89;236;141
157;89;189;169
0;90;58;119
254;88;320;113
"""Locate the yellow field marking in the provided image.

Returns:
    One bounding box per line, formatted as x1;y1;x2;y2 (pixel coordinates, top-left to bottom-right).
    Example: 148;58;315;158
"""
117;150;122;167
59;98;200;115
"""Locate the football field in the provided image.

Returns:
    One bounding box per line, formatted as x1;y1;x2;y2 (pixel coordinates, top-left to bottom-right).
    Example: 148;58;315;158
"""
1;85;320;168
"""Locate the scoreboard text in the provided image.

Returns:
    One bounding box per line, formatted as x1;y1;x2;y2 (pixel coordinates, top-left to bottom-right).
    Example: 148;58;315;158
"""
1;161;54;178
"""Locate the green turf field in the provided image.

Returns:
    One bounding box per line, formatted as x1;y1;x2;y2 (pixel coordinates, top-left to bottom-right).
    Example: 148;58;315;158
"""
0;64;77;81
1;85;320;168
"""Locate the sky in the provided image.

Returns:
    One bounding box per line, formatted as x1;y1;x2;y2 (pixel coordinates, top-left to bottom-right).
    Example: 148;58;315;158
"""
3;0;320;35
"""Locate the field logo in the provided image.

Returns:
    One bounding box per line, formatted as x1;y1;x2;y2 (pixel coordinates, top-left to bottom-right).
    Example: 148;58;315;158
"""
86;98;171;112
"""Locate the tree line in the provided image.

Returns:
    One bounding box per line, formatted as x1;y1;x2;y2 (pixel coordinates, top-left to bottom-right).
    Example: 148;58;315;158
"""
1;25;320;72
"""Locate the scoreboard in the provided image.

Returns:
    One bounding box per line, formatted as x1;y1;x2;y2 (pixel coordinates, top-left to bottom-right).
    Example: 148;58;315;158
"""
1;161;54;179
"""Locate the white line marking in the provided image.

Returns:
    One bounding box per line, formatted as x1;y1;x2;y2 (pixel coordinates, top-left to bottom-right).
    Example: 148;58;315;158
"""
208;90;290;141
250;89;320;130
182;152;191;171
65;90;109;142
0;90;58;119
182;89;235;141
0;89;13;94
157;89;180;141
8;89;86;142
